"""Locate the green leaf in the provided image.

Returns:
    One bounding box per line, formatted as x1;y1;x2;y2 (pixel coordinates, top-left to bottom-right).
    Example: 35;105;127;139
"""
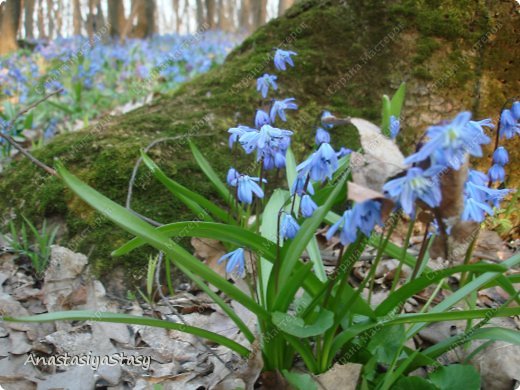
273;310;334;338
390;82;406;118
3;310;250;357
55;161;268;321
375;263;507;316
429;364;480;390
282;370;317;390
140;151;231;223
381;95;391;137
423;327;520;360
278;173;347;287
393;377;438;390
367;324;405;364
188;140;237;212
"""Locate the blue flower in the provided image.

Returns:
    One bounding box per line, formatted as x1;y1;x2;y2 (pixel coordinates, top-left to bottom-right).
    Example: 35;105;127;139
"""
274;49;297;71
461;198;494;223
326;209;357;245
297;142;338;182
255;110;271;128
226;167;238;186
321;111;334;129
300;195;318;218
315;127;330;145
492;147;509;166
228;125;256;149
390;115;400;139
499;109;520;139
512;101;520;120
218;248;246;277
238;124;293;165
256;73;278;98
383;166;443;216
336;147;352;158
488;164;505;183
291;174;314;196
325;200;382;245
281;214;300;239
270;98;298;122
404;112;491;170
236;175;265;204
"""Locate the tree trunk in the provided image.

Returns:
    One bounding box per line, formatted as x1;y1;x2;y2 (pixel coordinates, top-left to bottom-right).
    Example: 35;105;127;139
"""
218;0;233;32
239;0;251;31
251;0;267;29
205;0;215;29
172;0;181;33
278;0;294;16
56;0;63;37
46;0;54;38
37;0;45;38
195;0;205;30
0;0;21;55
108;0;125;38
132;0;155;38
73;0;82;36
24;0;35;40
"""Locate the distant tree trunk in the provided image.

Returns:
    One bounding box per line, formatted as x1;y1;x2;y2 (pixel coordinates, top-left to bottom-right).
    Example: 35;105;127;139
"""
108;0;125;38
132;0;155;38
195;0;205;30
278;0;294;16
172;0;181;33
96;0;106;29
46;0;54;38
0;0;21;55
56;0;63;37
239;0;251;31
86;0;94;43
252;0;267;29
24;0;35;40
73;0;82;35
37;0;45;38
218;0;233;32
205;0;215;29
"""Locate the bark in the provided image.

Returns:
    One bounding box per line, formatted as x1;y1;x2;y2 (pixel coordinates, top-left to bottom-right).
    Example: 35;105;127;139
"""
131;0;155;38
46;0;54;38
205;0;216;29
172;0;181;33
24;0;35;39
218;0;233;32
0;0;21;54
73;0;82;36
278;0;294;16
56;0;63;37
195;0;205;30
239;0;251;31
108;0;126;38
251;0;267;29
37;0;45;38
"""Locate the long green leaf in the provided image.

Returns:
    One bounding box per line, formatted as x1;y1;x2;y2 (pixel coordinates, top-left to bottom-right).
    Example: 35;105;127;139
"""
375;263;507;316
188;140;237;212
56;162;268;321
141;152;231;223
3;310;249;357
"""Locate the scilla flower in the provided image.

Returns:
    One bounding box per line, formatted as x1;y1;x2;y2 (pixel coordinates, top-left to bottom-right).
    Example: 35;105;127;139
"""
228;125;256;149
390;115;400;139
256;73;278;98
234;175;266;204
281;214;300;239
336;147;352;158
274;49;297;71
383;166;442;216
218;248;246;277
499;109;520;139
315;127;330;145
512;101;520;120
226;167;238;186
404;112;491;170
300;195;318;218
488;164;505;183
297;142;338;182
291;174;314;196
326;209;357;245
270;98;298;122
238;124;293;158
255;109;271;128
492;146;509;166
462;198;494;223
321;110;334;129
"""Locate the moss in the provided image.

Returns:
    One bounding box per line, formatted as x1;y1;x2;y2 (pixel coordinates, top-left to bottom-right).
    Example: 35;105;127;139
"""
1;0;518;281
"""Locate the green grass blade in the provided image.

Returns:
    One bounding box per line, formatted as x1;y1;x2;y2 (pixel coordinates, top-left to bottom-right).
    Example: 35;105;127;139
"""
55;161;268;321
3;310;250;357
